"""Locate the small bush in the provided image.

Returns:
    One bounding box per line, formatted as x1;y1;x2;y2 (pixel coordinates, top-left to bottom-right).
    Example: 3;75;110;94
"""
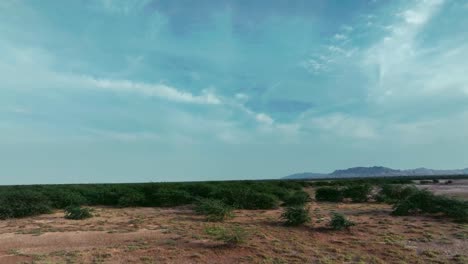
204;226;248;246
343;184;372;202
329;213;355;230
283;191;310;206
195;199;233;222
315;187;344;202
64;206;93;220
281;206;311;226
0;190;52;219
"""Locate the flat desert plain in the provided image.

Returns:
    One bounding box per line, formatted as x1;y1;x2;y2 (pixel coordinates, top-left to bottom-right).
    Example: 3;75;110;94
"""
0;183;467;264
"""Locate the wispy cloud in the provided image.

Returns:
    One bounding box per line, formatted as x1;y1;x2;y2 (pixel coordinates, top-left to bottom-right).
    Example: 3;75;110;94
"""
82;76;222;105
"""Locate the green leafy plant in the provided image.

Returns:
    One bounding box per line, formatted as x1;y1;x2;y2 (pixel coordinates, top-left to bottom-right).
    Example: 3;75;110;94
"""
64;206;93;220
195;199;233;222
329;213;355;230
281;206;311;226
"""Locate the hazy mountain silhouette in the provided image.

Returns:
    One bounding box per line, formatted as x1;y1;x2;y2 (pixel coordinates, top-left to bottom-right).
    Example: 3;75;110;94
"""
283;166;468;179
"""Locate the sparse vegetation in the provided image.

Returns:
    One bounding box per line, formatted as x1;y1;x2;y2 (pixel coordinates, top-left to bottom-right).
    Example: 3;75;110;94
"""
329;213;355;230
195;199;233;222
64;206;93;220
281;206;311;226
204;225;248;246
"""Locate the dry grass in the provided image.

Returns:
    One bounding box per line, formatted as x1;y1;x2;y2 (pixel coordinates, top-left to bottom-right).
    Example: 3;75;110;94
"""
0;187;466;263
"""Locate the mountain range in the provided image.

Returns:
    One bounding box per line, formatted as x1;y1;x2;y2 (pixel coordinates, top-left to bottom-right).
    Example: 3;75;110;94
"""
283;166;468;179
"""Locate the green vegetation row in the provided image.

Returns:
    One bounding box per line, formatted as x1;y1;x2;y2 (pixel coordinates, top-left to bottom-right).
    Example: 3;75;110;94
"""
315;184;468;222
0;181;307;219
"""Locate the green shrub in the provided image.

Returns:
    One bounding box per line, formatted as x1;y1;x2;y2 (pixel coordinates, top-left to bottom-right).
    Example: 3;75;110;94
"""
281;206;311;226
212;188;279;210
204;225;248;246
283;191;310;206
343;184;372;202
147;189;194;207
182;183;216;198
392;189;438;216
375;184;418;203
392;189;468;222
48;191;87;209
195;199;233;222
329;213;355;230
315;187;344;202
118;191;145;207
0;190;52;219
64;206;93;220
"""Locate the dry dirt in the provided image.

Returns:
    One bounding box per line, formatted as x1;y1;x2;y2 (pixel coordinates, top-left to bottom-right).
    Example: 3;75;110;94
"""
0;187;467;264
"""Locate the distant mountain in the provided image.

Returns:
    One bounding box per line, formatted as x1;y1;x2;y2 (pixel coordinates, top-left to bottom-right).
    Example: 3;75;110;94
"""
283;166;468;179
331;166;401;177
283;172;327;180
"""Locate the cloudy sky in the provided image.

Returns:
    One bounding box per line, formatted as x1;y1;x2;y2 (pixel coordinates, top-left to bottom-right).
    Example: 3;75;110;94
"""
1;0;467;184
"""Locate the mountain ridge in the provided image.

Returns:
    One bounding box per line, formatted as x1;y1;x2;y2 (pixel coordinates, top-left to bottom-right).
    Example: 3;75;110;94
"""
283;166;468;179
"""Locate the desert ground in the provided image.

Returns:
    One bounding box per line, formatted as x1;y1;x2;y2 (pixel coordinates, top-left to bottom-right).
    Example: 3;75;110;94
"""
0;183;467;264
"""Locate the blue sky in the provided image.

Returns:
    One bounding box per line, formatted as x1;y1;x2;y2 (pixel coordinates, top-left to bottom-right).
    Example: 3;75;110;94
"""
1;0;468;184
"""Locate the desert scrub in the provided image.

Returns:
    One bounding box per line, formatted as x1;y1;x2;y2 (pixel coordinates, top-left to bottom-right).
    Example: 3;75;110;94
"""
329;213;355;230
343;184;372;202
118;191;145;207
0;190;52;219
147;189;194;207
47;190;87;209
64;206;93;220
195;199;233;222
212;188;279;210
375;184;418;203
283;190;310;206
392;189;468;222
204;225;248;246
315;187;344;202
281;206;311;226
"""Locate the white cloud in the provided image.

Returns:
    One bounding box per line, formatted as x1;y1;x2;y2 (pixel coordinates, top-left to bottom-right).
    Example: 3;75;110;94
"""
334;34;347;41
255;113;274;125
300;59;328;74
85;128;161;142
304;113;378;139
362;0;468;104
82;77;222;105
90;0;150;15
341;25;354;32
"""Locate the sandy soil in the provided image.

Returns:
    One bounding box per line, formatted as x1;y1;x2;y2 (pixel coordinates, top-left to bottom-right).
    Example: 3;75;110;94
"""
416;179;468;200
0;188;467;264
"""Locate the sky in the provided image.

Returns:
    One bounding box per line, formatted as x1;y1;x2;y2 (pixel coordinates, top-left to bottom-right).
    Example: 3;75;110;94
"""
1;0;468;184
